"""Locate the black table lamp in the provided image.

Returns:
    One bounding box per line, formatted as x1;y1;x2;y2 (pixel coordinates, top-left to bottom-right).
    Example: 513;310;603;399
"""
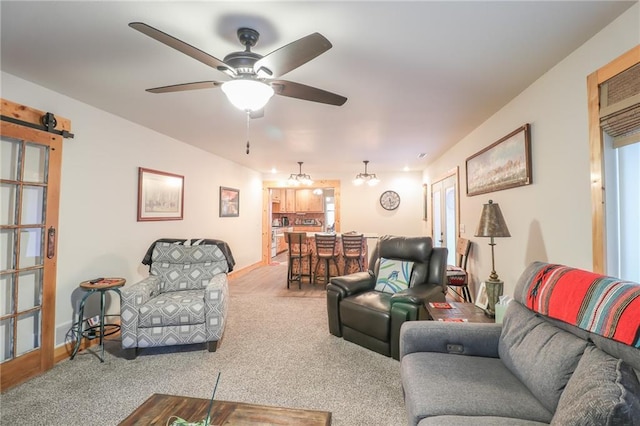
475;200;511;317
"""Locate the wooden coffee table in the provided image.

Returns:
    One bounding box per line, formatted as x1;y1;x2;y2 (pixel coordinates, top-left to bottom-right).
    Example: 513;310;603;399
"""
119;393;331;425
426;302;494;323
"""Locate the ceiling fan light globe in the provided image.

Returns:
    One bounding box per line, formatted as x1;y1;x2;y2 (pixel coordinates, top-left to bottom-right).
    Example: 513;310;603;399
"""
221;80;274;111
353;176;364;186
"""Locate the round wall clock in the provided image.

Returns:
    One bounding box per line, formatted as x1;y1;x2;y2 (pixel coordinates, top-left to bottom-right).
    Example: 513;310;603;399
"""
379;190;400;211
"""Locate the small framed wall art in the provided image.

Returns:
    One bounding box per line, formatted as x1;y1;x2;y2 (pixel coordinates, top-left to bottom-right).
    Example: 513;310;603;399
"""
466;124;532;196
219;186;240;217
137;167;184;221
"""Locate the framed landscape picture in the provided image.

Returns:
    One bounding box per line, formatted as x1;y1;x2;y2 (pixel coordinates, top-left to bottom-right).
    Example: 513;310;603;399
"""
219;186;240;217
466;124;532;196
137;167;184;221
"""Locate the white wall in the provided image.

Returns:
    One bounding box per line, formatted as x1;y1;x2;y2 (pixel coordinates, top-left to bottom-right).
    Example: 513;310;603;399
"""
330;171;425;237
423;4;639;298
2;72;263;346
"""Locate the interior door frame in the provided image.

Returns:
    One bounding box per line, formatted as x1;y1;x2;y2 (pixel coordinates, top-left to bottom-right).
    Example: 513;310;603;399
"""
1;99;69;391
587;45;639;273
431;167;460;262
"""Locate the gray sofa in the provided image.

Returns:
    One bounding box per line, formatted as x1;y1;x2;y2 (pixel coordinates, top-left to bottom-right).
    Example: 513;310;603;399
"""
400;261;640;425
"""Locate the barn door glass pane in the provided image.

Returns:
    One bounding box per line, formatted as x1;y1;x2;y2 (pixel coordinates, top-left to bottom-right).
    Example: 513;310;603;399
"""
0;138;20;180
1;183;18;225
21;186;44;224
0;230;15;271
19;228;44;268
17;270;42;311
0;274;13;316
23;144;47;183
0;318;13;362
16;311;40;357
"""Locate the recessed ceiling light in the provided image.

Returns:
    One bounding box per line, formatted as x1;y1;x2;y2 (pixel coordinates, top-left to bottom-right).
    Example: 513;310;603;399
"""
403;166;410;172
271;168;277;174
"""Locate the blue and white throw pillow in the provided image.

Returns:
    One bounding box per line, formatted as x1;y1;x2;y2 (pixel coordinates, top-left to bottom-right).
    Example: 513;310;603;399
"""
375;257;414;294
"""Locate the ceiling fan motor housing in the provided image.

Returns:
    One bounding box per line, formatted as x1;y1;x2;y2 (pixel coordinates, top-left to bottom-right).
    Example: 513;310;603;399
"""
223;51;263;76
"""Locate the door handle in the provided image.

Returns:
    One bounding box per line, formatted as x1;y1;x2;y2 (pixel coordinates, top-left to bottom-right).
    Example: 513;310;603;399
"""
47;226;56;259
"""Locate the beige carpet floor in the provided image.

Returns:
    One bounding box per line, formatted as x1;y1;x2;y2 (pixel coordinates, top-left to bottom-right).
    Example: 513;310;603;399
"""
1;291;406;425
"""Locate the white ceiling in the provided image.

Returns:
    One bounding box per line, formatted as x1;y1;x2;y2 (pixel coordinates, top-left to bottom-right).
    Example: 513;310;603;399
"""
1;1;635;177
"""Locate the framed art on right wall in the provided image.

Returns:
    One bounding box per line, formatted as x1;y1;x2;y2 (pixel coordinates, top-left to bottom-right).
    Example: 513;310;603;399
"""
466;123;532;196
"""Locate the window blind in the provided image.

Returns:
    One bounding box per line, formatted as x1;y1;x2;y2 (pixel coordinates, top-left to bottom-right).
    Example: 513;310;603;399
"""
600;62;640;148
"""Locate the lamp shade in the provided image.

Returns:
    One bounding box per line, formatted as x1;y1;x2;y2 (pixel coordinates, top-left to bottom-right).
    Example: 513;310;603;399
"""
221;79;274;111
475;200;511;238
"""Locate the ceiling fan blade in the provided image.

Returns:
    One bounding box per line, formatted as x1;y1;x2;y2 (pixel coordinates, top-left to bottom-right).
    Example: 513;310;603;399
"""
271;80;347;106
129;22;236;76
146;81;223;93
254;33;332;79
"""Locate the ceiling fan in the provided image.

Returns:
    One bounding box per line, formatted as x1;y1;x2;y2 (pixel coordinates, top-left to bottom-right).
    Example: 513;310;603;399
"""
129;22;348;113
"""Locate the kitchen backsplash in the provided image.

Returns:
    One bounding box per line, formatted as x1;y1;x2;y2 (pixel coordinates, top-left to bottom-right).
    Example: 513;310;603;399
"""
272;212;324;227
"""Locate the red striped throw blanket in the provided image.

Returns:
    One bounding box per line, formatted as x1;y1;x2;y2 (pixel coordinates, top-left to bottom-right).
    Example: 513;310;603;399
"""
524;263;640;347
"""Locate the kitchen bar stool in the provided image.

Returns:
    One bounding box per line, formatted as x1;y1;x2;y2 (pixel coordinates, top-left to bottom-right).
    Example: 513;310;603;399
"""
285;232;312;289
314;234;341;285
341;233;366;274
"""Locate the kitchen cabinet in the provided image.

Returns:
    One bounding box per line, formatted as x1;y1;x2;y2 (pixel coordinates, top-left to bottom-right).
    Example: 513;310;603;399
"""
272;189;298;213
277;234;287;253
284;189;296;212
295;189;324;212
272;189;286;213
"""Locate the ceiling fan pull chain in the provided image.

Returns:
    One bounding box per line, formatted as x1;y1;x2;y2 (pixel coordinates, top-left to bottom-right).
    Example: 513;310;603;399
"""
245;110;251;154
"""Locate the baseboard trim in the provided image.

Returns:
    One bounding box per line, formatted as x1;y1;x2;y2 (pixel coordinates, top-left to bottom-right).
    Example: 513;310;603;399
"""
228;260;263;279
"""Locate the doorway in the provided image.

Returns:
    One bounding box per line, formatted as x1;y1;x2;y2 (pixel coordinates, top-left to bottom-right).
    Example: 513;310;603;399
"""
261;180;341;265
431;169;459;266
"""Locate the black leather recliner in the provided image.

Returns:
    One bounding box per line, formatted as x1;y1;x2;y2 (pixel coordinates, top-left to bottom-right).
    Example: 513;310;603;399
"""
327;235;448;360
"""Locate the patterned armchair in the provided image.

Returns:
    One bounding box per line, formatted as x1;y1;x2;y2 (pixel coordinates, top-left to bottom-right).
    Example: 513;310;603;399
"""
120;242;229;359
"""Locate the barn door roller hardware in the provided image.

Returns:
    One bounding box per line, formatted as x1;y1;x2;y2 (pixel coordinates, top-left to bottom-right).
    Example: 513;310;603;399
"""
1;111;74;138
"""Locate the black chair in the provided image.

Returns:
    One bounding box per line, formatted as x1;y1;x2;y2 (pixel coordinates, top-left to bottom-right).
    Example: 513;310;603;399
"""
341;233;366;274
314;233;340;285
285;232;312;289
327;235;448;360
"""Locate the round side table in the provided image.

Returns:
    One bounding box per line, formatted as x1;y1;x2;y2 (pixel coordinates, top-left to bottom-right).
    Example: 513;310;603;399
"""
70;277;126;362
